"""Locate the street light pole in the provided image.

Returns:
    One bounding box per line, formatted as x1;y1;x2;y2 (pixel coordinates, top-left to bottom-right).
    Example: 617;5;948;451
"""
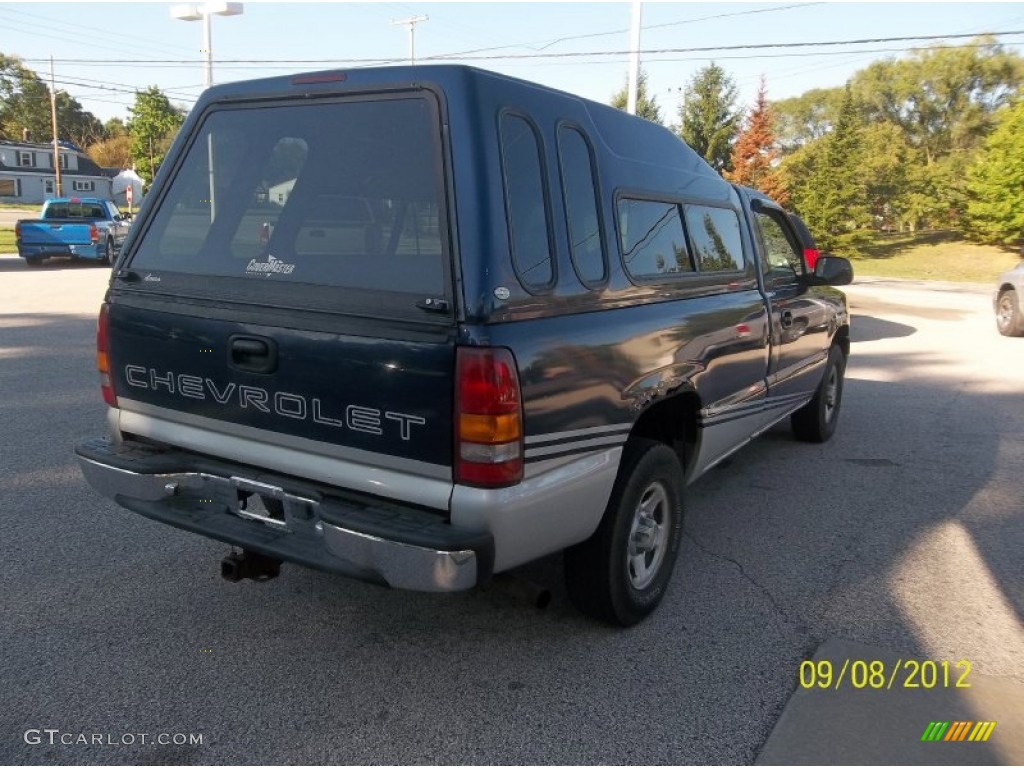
171;2;243;221
170;1;244;89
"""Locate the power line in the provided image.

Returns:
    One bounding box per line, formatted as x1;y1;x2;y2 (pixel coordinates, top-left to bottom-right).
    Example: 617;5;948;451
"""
17;28;1022;68
0;6;198;58
419;2;824;57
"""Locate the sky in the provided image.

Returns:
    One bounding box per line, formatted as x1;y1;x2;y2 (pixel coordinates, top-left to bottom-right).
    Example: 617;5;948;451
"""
2;0;1023;125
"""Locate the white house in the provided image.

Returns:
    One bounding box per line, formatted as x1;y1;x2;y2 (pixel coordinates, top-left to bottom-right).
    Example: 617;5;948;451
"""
0;140;114;204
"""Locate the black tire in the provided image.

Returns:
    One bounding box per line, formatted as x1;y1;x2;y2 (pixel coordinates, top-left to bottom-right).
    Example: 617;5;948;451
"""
996;289;1024;337
102;238;114;266
25;257;44;268
564;438;685;626
791;344;846;443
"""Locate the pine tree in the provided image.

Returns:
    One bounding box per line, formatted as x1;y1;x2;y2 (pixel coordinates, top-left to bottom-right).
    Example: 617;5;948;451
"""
965;98;1024;245
610;69;662;124
792;85;871;255
724;77;788;204
677;63;740;173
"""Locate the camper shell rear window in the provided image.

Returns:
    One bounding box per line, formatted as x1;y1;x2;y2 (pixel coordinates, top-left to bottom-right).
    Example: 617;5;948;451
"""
126;93;451;319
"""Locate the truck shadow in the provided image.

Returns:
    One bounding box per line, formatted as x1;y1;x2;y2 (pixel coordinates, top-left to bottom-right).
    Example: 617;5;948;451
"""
0;256;110;273
849;313;916;342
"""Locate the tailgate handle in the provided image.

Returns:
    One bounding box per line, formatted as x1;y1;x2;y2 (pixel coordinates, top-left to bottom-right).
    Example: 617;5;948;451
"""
229;335;278;373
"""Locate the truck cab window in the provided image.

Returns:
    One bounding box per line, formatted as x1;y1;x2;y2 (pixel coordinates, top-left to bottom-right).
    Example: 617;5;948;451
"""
756;211;803;284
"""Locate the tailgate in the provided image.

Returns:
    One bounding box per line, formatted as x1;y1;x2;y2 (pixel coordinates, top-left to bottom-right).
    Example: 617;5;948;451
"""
105;88;458;495
108;302;454;474
19;220;94;246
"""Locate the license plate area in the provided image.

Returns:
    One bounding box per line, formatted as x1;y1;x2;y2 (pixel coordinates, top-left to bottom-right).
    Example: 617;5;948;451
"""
204;475;320;532
235;492;288;528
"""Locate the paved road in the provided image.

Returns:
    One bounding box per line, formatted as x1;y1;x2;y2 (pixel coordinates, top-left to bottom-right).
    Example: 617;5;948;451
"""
1;256;1020;764
0;210;31;228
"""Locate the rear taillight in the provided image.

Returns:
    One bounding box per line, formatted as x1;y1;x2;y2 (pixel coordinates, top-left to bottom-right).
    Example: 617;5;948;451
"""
96;303;117;407
803;247;820;271
455;347;523;488
89;224;100;244
14;222;21;240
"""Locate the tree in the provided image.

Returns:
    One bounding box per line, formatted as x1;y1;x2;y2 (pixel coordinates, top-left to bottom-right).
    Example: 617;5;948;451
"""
771;87;845;154
103;117;127;139
87;135;133;170
0;53;51;142
965;98;1024;245
852;37;1023;165
858;120;917;231
54;91;103;148
127;86;185;183
677;63;740;173
788;85;871;255
724;77;788;204
610;69;662;123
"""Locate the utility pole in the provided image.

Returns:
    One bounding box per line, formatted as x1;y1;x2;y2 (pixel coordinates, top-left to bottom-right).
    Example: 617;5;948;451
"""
49;55;62;197
392;15;428;65
626;0;642;115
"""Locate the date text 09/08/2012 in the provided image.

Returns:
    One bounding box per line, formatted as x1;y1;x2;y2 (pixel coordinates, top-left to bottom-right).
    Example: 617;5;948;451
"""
799;659;972;691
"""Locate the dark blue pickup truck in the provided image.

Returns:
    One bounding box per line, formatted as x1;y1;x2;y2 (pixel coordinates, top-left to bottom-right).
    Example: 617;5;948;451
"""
75;65;852;625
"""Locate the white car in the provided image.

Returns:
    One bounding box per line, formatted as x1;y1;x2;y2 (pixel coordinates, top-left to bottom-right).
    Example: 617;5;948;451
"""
995;252;1024;337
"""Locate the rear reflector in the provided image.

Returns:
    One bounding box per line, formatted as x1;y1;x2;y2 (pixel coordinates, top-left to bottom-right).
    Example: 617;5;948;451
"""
455;347;523;488
97;303;117;407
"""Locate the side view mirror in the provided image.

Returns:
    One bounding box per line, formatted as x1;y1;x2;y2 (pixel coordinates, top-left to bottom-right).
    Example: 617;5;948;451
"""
812;254;854;286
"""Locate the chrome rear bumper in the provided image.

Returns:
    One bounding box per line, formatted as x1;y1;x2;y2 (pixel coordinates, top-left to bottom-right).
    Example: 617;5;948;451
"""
75;438;490;592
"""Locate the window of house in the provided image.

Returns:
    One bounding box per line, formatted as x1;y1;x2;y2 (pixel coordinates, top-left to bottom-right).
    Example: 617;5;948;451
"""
557;126;606;286
44;179;55;195
0;179;19;196
500;113;554;290
17;151;35;167
683;205;745;272
617;198;692;279
72;180;95;192
58;154;68;170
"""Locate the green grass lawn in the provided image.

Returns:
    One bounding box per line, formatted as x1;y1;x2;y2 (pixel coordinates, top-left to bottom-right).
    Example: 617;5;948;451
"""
2;223;1018;282
0;202;41;211
850;231;1020;283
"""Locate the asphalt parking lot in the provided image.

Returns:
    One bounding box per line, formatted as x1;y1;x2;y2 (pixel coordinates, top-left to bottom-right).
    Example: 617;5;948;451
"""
1;255;1021;764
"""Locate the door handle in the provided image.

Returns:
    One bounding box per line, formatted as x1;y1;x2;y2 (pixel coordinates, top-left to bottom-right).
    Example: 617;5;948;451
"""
229;335;278;373
780;310;794;329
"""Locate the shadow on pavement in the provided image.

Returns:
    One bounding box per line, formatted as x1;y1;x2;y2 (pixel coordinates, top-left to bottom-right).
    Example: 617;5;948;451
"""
0;255;110;273
850;313;917;343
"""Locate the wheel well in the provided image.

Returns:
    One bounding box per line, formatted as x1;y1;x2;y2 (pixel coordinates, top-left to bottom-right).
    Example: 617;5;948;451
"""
834;323;850;358
629;391;699;470
998;283;1015;297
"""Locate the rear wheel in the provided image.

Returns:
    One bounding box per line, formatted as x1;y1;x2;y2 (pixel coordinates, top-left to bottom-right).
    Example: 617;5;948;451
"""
996;289;1024;337
102;238;114;266
564;438;684;626
791;344;846;443
25;257;43;268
